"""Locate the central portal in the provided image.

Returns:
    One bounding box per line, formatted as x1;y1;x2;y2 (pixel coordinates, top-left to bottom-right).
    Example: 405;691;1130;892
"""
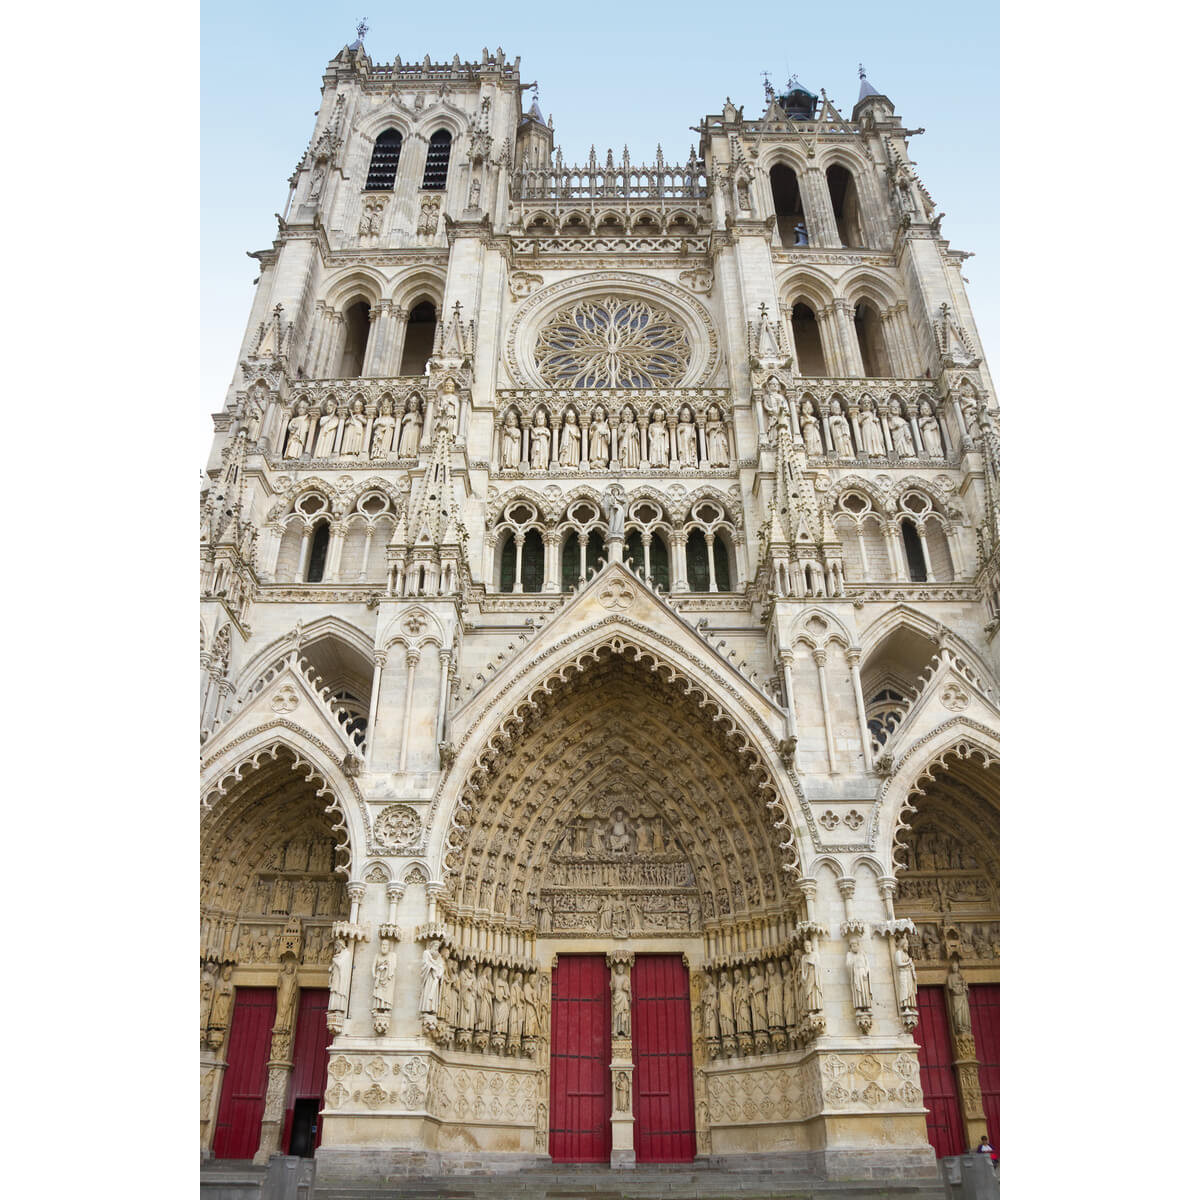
549;953;695;1165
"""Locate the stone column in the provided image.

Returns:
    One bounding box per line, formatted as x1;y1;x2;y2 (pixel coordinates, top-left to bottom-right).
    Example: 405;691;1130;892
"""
543;529;562;593
253;956;300;1163
435;648;453;751
812;648;838;774
779;649;798;743
946;961;988;1147
398;647;421;772
365;650;387;768
607;952;635;1168
846;648;873;770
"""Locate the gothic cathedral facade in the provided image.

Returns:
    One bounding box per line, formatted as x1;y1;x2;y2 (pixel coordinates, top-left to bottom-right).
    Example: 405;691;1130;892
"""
200;39;1000;1186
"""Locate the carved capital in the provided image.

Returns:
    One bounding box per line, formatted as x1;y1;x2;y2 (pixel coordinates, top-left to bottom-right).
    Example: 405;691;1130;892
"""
836;877;856;901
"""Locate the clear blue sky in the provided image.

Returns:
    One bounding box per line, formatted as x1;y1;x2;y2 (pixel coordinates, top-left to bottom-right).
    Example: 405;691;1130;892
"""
201;0;998;432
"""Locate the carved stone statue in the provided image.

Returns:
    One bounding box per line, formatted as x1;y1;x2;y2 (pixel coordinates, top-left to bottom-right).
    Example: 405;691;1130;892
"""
946;958;971;1034
328;938;352;1015
702;973;719;1039
749;963;768;1031
888;401;916;457
530;410;551;471
284;401;311;459
604;487;627;540
677;405;698;467
800;400;823;456
829;402;854;458
342;398;367;457
717;968;734;1038
615;1071;631;1112
894;933;918;1011
609;807;632;854
733;967;751;1034
918;400;944;456
859;402;886;456
617;407;640;469
210;965;234;1031
647;407;669;467
559;410;581;467
799;939;822;1012
706;407;730;466
372;937;397;1012
508;970;524;1043
590;407;611;465
492;967;510;1034
420;940;445;1015
312;399;338;458
398;396;422;457
200;965;215;1032
476;965;494;1033
370;400;395;458
611;961;632;1038
765;959;784;1028
523;972;540;1039
499;410;522;469
244;401;264;444
845;937;872;1010
275;956;300;1032
457;959;477;1033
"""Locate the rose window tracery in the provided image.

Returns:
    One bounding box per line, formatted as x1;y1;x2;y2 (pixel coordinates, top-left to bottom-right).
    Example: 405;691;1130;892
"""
533;297;691;388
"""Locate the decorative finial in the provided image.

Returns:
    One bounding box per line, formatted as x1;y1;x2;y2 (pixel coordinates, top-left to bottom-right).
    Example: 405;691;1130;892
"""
858;63;866;80
762;70;774;100
355;17;369;42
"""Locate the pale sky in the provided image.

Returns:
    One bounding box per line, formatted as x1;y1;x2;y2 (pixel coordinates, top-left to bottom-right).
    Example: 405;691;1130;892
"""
201;0;998;437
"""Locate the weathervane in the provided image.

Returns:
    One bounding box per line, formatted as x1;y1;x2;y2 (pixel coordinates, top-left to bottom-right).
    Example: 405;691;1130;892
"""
356;17;370;42
858;63;866;80
761;71;774;101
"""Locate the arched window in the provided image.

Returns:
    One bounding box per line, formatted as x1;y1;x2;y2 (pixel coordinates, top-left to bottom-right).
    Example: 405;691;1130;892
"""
826;164;865;247
366;128;403;190
561;528;605;589
498;529;545;593
306;519;331;583
854;301;892;377
769;164;808;245
400;301;436;375
339;300;371;378
422;130;451;190
866;687;906;747
685;528;731;592
623;531;669;590
791;302;827;376
900;517;927;582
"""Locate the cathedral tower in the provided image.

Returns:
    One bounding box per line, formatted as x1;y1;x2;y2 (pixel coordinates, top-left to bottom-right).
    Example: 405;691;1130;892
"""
200;39;999;1186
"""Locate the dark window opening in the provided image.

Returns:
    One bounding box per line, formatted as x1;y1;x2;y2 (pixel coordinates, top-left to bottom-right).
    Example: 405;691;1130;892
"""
562;529;606;589
400;301;436;375
521;529;545;592
854;302;891;377
339;300;371;378
306;520;330;583
422;129;452;190
826;164;864;248
769;164;808;246
900;518;927;582
623;532;669;590
288;1098;320;1157
684;530;731;592
366;129;403;190
791;302;827;376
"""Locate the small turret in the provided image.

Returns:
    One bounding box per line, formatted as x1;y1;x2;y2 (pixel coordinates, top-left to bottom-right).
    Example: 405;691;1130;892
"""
851;63;896;125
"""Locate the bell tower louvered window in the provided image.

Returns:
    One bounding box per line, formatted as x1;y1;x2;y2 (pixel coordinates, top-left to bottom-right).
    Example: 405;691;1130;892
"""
366;129;403;191
421;130;451;190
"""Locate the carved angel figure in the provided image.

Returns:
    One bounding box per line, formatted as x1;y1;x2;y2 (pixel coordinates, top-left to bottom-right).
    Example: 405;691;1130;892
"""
314;399;339;458
529;410;551;471
706;407;730;467
590;407;612;466
559;410;581;467
677;405;698;467
398;396;423;457
500;410;521;469
419;940;445;1015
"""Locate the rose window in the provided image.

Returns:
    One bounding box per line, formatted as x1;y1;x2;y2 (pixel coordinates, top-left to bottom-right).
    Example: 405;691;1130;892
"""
533;297;690;388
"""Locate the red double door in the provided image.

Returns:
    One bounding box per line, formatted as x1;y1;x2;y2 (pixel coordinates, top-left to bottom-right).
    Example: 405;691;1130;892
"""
549;954;695;1164
913;983;1000;1159
212;987;332;1160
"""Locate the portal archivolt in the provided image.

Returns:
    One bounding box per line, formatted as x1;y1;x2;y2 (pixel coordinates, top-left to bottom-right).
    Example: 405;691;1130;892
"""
442;647;794;940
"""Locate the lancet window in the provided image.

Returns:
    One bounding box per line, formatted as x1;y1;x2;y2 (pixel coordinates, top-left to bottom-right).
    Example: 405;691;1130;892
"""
770;164;808;246
421;129;452;190
400;301;437;375
365;128;403;190
339;300;371;378
557;499;606;588
493;500;547;594
831;491;890;582
826;164;865;248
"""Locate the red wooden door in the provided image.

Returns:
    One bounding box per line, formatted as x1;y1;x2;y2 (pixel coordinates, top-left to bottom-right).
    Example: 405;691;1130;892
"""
213;987;277;1160
281;988;332;1155
914;986;966;1158
969;984;999;1154
550;955;611;1162
631;955;696;1163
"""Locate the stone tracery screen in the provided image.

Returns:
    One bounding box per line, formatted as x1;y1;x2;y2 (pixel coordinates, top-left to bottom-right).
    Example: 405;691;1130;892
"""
533;297;691;389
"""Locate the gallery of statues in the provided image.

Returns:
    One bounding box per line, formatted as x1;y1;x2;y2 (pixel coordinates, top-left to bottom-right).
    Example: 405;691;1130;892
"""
199;35;999;1189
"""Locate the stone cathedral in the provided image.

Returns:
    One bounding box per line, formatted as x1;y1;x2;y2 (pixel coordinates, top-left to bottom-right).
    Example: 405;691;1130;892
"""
199;36;999;1191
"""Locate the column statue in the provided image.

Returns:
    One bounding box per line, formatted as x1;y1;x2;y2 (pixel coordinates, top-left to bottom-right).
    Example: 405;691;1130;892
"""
492;967;511;1037
313;399;339;458
888;400;916;457
799;938;823;1012
859;401;886;455
733;966;751;1034
371;937;397;1013
590;407;611;466
500;410;522;469
918;400;944;456
284;400;311;459
845;937;872;1010
617;407;640;469
275;956;300;1033
529;411;551;470
604;487;627;540
894;933;918;1012
370;400;395;459
749;962;768;1030
946;958;972;1034
457;958;477;1039
717;967;734;1042
705;407;730;466
611;961;632;1038
419;939;445;1016
800;400;824;455
702;972;719;1040
559;410;582;467
647;406;670;467
398;396;422;457
328;937;352;1016
765;959;784;1028
829;401;854;458
342;398;367;456
522;972;541;1040
677;405;698;466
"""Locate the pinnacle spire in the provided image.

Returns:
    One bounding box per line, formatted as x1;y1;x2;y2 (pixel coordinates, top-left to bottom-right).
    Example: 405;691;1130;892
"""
857;64;881;102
